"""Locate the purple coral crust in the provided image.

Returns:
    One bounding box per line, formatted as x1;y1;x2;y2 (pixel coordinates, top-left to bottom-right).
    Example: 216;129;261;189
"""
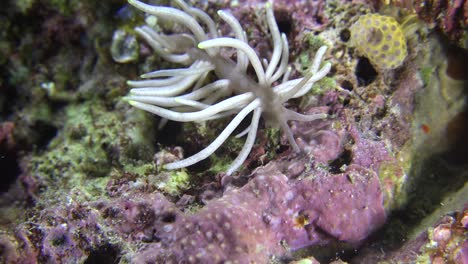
124;162;385;263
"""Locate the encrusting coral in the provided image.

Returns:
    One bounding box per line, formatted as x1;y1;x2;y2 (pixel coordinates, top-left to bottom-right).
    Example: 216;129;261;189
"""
125;0;331;174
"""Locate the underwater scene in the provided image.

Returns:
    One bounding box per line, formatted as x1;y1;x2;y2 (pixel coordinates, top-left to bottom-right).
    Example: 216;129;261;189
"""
0;0;467;263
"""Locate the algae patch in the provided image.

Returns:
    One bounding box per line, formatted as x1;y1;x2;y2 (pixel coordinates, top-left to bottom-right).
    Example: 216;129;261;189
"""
29;99;156;202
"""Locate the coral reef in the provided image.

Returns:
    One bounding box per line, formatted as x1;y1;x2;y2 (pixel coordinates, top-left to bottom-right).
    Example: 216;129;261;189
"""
0;0;467;263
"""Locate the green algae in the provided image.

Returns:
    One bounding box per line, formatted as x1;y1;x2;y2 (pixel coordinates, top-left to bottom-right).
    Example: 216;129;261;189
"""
208;155;233;174
298;35;329;74
163;170;190;195
419;66;434;87
311;76;337;94
378;160;408;211
304;34;328;52
29;99;156;202
264;127;281;160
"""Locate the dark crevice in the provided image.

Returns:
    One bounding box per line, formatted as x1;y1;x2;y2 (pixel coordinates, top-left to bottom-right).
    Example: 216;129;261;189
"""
341;80;354;91
156;119;182;146
355;57;378;86
30;120;58;149
328;149;352;174
443;110;468;165
160;211;177;223
340;29;351;42
0;148;20;193
274;9;293;35
84;244;120;264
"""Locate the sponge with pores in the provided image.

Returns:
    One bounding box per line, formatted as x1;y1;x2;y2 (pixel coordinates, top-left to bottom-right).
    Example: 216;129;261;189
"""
350;13;407;70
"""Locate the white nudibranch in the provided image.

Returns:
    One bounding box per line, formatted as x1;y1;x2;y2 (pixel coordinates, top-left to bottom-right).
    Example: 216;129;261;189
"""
125;0;331;175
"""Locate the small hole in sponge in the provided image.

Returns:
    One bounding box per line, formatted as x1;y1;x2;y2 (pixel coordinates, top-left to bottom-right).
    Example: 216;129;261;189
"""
160;212;177;223
340;29;350;42
84;244;120;264
341;80;354;91
329;149;353;174
355;57;378;86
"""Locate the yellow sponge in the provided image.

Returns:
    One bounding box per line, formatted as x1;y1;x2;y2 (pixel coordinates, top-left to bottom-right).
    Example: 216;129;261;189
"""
350;14;407;70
